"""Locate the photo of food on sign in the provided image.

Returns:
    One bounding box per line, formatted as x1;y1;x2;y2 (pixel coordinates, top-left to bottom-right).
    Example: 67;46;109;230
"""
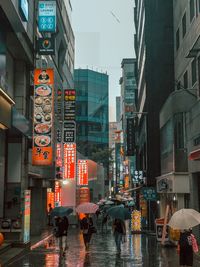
34;123;51;134
37;70;50;84
34;135;51;147
35;85;52;97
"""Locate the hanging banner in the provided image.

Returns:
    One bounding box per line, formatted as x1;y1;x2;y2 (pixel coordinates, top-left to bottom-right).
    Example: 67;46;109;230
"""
63;143;76;179
32;69;54;165
38;1;56;32
54;181;61;207
78;160;88;186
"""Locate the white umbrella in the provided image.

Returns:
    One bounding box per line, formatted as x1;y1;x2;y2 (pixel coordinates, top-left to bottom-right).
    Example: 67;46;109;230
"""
168;208;200;230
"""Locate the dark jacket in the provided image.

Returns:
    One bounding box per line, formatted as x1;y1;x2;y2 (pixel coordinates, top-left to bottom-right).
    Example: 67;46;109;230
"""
113;219;125;234
80;217;93;232
56;217;69;237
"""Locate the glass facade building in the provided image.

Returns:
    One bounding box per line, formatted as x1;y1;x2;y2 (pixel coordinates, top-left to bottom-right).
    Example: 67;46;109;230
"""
74;69;109;157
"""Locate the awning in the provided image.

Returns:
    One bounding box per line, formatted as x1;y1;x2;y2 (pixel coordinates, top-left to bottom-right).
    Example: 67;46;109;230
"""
189;149;200;161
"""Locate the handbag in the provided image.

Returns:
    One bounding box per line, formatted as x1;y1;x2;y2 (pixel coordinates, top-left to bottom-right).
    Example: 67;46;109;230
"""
191;234;199;253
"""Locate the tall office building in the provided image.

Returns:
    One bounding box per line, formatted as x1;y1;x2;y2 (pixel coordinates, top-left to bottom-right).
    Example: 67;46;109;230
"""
134;0;174;185
0;0;74;237
74;69;109;174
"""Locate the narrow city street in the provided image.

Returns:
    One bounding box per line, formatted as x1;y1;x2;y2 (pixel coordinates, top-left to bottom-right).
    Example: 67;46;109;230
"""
6;226;183;267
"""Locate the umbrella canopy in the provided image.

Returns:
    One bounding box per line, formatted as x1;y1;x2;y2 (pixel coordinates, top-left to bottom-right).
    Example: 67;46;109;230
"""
76;202;99;214
168;208;200;230
107;205;131;220
104;200;115;205
51;206;73;217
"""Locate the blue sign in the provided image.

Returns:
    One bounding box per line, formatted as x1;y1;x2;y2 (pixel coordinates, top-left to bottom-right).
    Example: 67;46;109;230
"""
38;1;56;32
19;0;29;21
142;187;157;201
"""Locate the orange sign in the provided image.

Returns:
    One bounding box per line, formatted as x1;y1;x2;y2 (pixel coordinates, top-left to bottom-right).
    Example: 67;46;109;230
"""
124;175;129;189
54;181;61;207
32;69;54;165
78;160;88;185
78;187;90;205
47;192;55;211
63;143;76;179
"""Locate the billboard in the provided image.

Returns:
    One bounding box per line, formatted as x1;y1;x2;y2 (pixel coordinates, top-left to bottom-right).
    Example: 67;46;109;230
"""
38;1;56;32
32;69;54;165
126;118;135;156
78;160;88;186
63;143;76;179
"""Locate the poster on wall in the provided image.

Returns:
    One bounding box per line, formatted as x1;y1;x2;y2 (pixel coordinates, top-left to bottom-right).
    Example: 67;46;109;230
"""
78;160;88;186
32;69;54;166
63;143;76;179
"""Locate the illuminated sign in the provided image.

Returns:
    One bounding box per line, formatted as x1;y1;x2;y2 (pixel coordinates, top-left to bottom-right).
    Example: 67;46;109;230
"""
54;181;61;207
38;1;56;32
78;187;90;205
78;160;88;186
63;143;76;179
23;190;31;243
32;69;54;166
64;89;76;121
37;37;55;55
47;191;55;211
19;0;29;22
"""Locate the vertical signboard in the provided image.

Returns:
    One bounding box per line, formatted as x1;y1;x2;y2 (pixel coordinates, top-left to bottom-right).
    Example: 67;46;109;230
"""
78;187;90;204
32;69;54;165
47;189;55;210
23;190;31;243
126;118;135;156
78;160;88;186
38;1;56;32
64;89;76;121
56;88;62;121
54;181;61;207
63;143;76;179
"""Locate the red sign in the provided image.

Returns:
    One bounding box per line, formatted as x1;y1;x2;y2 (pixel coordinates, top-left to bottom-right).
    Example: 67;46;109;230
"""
32;69;54;165
47;192;55;211
54;181;61;207
78;160;88;185
78;187;90;204
56;143;62;167
63;143;76;179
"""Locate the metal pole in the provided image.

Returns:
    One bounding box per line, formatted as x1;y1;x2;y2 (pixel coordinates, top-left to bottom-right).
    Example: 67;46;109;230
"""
148;200;151;231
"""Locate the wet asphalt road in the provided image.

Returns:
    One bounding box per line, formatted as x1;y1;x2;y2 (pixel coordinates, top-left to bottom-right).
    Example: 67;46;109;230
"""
6;225;198;267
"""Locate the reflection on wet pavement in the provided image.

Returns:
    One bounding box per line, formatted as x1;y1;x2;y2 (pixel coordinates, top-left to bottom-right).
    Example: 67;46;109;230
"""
7;227;181;267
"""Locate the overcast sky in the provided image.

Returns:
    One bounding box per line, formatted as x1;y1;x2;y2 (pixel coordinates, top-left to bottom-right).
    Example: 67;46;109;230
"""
70;0;135;121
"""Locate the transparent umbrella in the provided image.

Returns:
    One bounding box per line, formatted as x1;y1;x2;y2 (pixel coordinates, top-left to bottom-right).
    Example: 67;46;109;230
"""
168;208;200;230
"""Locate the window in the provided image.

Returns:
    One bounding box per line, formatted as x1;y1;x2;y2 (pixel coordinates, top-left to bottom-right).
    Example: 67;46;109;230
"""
183;71;188;89
176;28;180;50
199;0;200;12
182;13;186;38
174;113;185;149
190;0;195;21
191;59;197;85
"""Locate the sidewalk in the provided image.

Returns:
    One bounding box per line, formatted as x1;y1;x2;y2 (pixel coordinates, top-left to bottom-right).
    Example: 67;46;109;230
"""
0;227;53;266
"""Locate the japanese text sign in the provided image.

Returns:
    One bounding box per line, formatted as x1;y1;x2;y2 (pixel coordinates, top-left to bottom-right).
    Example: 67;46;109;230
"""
63;143;76;179
78;160;88;186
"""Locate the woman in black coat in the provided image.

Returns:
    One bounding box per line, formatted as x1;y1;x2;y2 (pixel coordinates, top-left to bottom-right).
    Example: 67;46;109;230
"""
179;230;193;266
56;216;69;256
80;214;93;251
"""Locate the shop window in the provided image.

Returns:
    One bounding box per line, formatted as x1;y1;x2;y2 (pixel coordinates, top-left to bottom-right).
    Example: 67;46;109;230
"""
191;59;197;86
190;0;195;21
182;13;186;38
176;28;180;50
183;71;188;89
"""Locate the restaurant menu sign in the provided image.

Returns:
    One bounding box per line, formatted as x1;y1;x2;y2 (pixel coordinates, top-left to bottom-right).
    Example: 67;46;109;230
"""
63;143;76;179
54;181;61;207
64;89;76;121
32;69;54;165
78;160;88;186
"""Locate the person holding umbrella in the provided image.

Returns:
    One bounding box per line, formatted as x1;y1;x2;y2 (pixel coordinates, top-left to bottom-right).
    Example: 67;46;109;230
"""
80;214;94;251
55;216;69;257
112;218;126;254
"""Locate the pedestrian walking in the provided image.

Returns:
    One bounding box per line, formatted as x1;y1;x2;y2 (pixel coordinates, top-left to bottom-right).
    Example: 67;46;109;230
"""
80;214;94;251
55;216;69;257
101;213;108;233
47;203;53;226
178;229;193;266
112;218;126;253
